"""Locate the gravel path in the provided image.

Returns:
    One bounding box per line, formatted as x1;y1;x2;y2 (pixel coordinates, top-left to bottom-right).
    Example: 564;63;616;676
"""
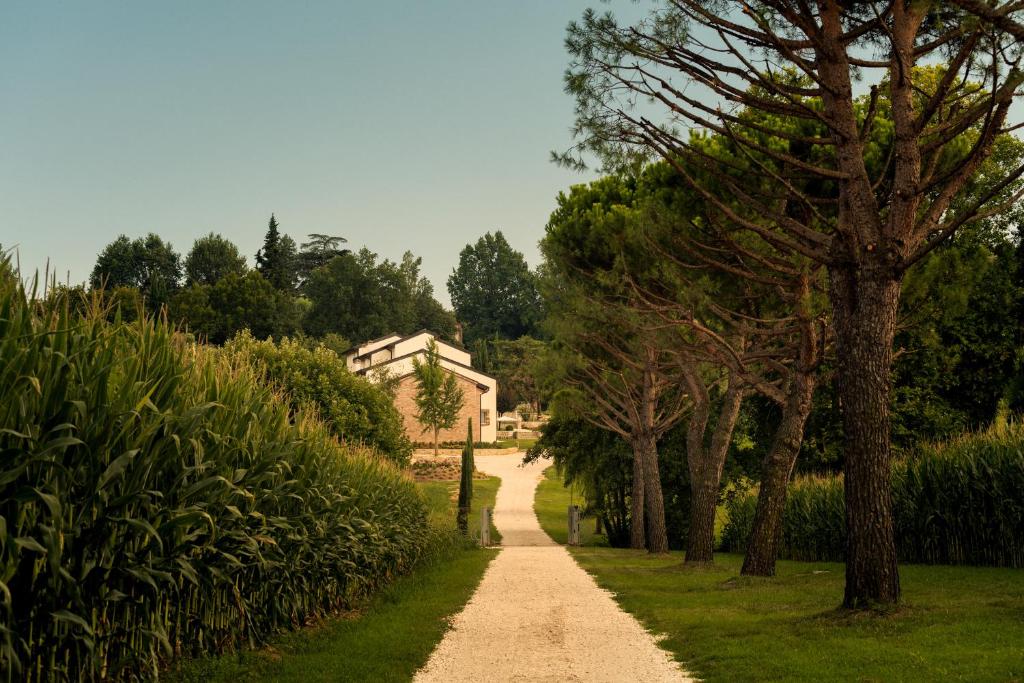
414;453;693;683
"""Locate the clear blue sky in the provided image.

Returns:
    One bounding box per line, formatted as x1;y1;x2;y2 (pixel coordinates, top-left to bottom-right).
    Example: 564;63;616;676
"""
1;1;624;305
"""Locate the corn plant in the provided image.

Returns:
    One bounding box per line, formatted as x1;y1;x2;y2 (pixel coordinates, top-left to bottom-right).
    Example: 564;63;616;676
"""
0;270;434;681
722;422;1024;567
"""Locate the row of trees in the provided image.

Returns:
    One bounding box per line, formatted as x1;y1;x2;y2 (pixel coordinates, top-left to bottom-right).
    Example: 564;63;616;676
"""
89;216;458;346
548;0;1024;607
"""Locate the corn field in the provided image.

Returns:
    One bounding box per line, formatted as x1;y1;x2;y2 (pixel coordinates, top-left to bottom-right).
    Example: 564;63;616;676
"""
0;272;434;680
722;423;1024;567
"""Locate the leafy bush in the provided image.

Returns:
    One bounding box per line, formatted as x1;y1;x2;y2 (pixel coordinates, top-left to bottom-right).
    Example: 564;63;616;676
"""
722;423;1024;567
224;332;412;465
0;276;432;680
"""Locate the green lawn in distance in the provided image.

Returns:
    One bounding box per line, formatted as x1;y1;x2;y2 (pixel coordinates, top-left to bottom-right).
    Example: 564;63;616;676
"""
534;466;608;546
496;438;537;450
170;477;501;682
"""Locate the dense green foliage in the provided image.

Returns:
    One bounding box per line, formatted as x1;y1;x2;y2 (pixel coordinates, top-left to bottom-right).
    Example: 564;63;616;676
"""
90;220;460;353
447;231;542;346
303;249;456;342
223;332;412;465
172;479;499;683
90;233;183;312
170;271;304;344
529;415;758;550
0;275;433;680
722;423;1024;567
472;336;548;413
184;233;248;286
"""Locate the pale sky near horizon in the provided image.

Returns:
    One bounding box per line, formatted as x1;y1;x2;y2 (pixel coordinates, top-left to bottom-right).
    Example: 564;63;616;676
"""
1;2;633;306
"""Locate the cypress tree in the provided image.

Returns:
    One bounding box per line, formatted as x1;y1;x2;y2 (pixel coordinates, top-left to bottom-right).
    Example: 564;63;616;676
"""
457;418;474;534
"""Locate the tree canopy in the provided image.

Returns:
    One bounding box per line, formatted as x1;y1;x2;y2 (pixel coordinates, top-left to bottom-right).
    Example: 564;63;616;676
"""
447;231;541;345
90;233;182;311
303;248;456;342
184;233;247;286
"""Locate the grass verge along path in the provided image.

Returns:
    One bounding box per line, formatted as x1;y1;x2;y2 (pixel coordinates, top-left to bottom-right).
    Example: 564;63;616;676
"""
534;467;1024;681
171;477;500;682
534;466;608;546
419;476;502;544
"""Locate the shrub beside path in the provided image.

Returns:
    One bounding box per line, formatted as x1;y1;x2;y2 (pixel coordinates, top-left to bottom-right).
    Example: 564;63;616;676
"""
414;453;693;682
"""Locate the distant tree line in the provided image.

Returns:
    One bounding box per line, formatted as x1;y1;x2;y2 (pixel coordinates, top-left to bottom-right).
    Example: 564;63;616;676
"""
87;214;458;347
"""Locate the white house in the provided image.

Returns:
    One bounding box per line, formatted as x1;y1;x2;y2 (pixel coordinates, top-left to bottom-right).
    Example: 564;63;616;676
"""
344;330;498;443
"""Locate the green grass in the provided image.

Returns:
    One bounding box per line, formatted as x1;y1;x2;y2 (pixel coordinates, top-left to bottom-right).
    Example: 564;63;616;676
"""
496;438;537;450
418;476;502;544
570;549;1024;682
538;466;1024;680
534;466;608;546
170;477;502;682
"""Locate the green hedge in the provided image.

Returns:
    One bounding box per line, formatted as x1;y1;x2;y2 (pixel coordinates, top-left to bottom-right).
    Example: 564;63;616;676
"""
224;332;412;465
0;276;433;681
721;424;1024;567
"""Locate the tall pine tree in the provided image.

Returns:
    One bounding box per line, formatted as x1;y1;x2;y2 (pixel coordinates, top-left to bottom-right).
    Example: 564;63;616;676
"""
255;214;298;291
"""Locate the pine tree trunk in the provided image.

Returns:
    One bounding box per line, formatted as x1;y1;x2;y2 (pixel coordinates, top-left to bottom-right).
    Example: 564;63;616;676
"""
830;265;902;607
741;372;816;576
638;434;669;553
630;447;646;550
685;383;744;565
685;479;718;564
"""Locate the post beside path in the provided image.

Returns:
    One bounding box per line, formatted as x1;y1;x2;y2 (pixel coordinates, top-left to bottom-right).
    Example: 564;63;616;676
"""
479;507;492;547
568;505;581;546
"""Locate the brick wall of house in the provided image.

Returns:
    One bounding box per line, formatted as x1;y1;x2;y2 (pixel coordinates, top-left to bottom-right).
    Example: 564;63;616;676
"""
394;373;484;444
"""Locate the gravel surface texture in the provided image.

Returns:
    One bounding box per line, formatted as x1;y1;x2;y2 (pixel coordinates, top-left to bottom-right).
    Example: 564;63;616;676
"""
414;453;693;683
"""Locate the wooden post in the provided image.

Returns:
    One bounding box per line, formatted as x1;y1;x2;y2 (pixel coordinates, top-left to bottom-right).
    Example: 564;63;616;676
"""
568;505;581;546
480;507;492;547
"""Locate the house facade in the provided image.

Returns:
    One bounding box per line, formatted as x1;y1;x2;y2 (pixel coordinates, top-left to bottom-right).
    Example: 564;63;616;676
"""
344;331;498;443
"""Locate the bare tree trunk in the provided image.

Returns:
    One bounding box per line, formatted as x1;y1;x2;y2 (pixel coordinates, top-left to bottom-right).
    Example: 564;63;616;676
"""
685;384;744;565
741;372;816;576
433;427;440;457
630;448;646;550
638;434;669;553
831;266;902;607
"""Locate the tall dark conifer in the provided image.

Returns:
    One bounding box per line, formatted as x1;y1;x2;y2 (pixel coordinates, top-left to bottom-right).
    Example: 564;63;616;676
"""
255;214;297;291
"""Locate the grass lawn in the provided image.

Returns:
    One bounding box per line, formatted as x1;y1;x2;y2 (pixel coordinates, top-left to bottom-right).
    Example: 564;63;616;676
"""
536;469;1024;681
419;475;502;544
534;466;608;546
496;438;537;450
572;549;1024;682
170;476;501;682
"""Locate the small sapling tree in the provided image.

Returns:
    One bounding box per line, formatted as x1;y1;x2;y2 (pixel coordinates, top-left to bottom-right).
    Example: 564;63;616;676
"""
413;339;465;455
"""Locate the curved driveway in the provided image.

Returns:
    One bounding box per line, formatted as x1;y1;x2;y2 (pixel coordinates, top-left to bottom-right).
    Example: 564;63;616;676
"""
414;453;693;683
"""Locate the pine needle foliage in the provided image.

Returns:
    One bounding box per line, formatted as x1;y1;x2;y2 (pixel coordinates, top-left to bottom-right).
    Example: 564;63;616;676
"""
723;422;1024;567
0;268;432;681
